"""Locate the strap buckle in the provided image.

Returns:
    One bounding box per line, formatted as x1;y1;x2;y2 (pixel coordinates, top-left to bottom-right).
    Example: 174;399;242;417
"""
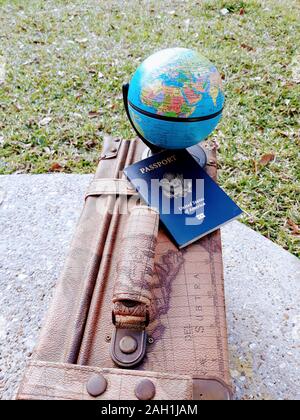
110;303;149;368
110;325;148;368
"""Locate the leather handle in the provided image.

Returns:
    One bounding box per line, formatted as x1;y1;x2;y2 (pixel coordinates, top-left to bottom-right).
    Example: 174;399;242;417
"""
110;205;159;367
112;205;159;330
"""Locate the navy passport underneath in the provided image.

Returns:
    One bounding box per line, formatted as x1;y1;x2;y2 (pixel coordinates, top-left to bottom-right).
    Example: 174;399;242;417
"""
124;148;242;248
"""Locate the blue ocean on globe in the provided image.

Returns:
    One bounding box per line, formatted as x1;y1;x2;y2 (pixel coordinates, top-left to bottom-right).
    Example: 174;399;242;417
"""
127;48;225;149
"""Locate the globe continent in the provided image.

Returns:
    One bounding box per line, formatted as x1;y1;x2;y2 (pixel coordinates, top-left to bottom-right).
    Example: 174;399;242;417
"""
128;48;224;149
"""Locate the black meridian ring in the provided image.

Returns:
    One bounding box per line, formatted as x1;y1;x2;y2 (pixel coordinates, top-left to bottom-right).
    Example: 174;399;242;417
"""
123;83;162;152
128;100;224;122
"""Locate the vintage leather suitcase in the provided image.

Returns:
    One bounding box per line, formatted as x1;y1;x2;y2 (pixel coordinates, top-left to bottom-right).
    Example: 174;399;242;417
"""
16;137;232;400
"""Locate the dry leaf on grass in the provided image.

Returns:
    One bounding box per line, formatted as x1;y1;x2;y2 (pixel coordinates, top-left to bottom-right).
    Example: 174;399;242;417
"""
259;153;275;166
286;219;300;235
88;110;101;118
50;162;63;172
85;139;97;149
241;43;255;51
252;159;258;174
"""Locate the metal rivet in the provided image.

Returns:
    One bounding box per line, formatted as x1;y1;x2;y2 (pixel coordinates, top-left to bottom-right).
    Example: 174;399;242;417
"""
147;337;154;344
86;374;107;397
110;147;117;153
135;379;156;400
105;334;111;342
119;335;138;354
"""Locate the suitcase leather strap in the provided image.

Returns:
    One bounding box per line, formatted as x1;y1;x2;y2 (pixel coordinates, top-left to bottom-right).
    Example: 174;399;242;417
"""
18;360;232;400
85;178;138;199
111;205;159;367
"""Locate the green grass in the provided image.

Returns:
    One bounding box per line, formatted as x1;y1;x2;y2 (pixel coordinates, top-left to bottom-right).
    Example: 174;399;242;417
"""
0;0;299;257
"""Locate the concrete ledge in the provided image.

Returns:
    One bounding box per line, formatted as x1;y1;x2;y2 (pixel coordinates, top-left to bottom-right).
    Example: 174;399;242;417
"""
0;174;299;400
222;221;300;400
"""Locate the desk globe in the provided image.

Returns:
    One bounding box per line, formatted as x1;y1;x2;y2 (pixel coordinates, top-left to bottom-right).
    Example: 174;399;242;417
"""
124;47;224;153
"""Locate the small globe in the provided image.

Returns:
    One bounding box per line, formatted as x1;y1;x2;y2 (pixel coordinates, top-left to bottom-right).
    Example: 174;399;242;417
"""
127;48;225;149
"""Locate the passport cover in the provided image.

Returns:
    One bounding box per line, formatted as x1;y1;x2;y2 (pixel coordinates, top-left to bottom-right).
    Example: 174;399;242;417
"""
124;148;242;248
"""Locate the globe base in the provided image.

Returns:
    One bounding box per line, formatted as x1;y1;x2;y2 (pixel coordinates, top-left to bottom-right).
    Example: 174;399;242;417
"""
187;143;208;168
141;143;207;168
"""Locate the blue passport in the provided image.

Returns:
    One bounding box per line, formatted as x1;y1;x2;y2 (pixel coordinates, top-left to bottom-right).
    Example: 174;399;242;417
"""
124;148;242;248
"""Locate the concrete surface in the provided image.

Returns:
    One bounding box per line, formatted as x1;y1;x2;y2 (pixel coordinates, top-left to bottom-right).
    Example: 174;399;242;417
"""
0;174;299;400
222;222;300;400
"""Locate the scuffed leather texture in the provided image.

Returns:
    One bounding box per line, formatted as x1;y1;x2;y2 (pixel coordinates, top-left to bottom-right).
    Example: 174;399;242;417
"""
18;361;191;400
16;137;232;400
85;178;137;199
17;361;231;400
113;205;159;330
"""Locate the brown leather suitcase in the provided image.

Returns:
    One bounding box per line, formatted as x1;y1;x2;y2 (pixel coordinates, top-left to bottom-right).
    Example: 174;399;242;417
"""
16;136;232;400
